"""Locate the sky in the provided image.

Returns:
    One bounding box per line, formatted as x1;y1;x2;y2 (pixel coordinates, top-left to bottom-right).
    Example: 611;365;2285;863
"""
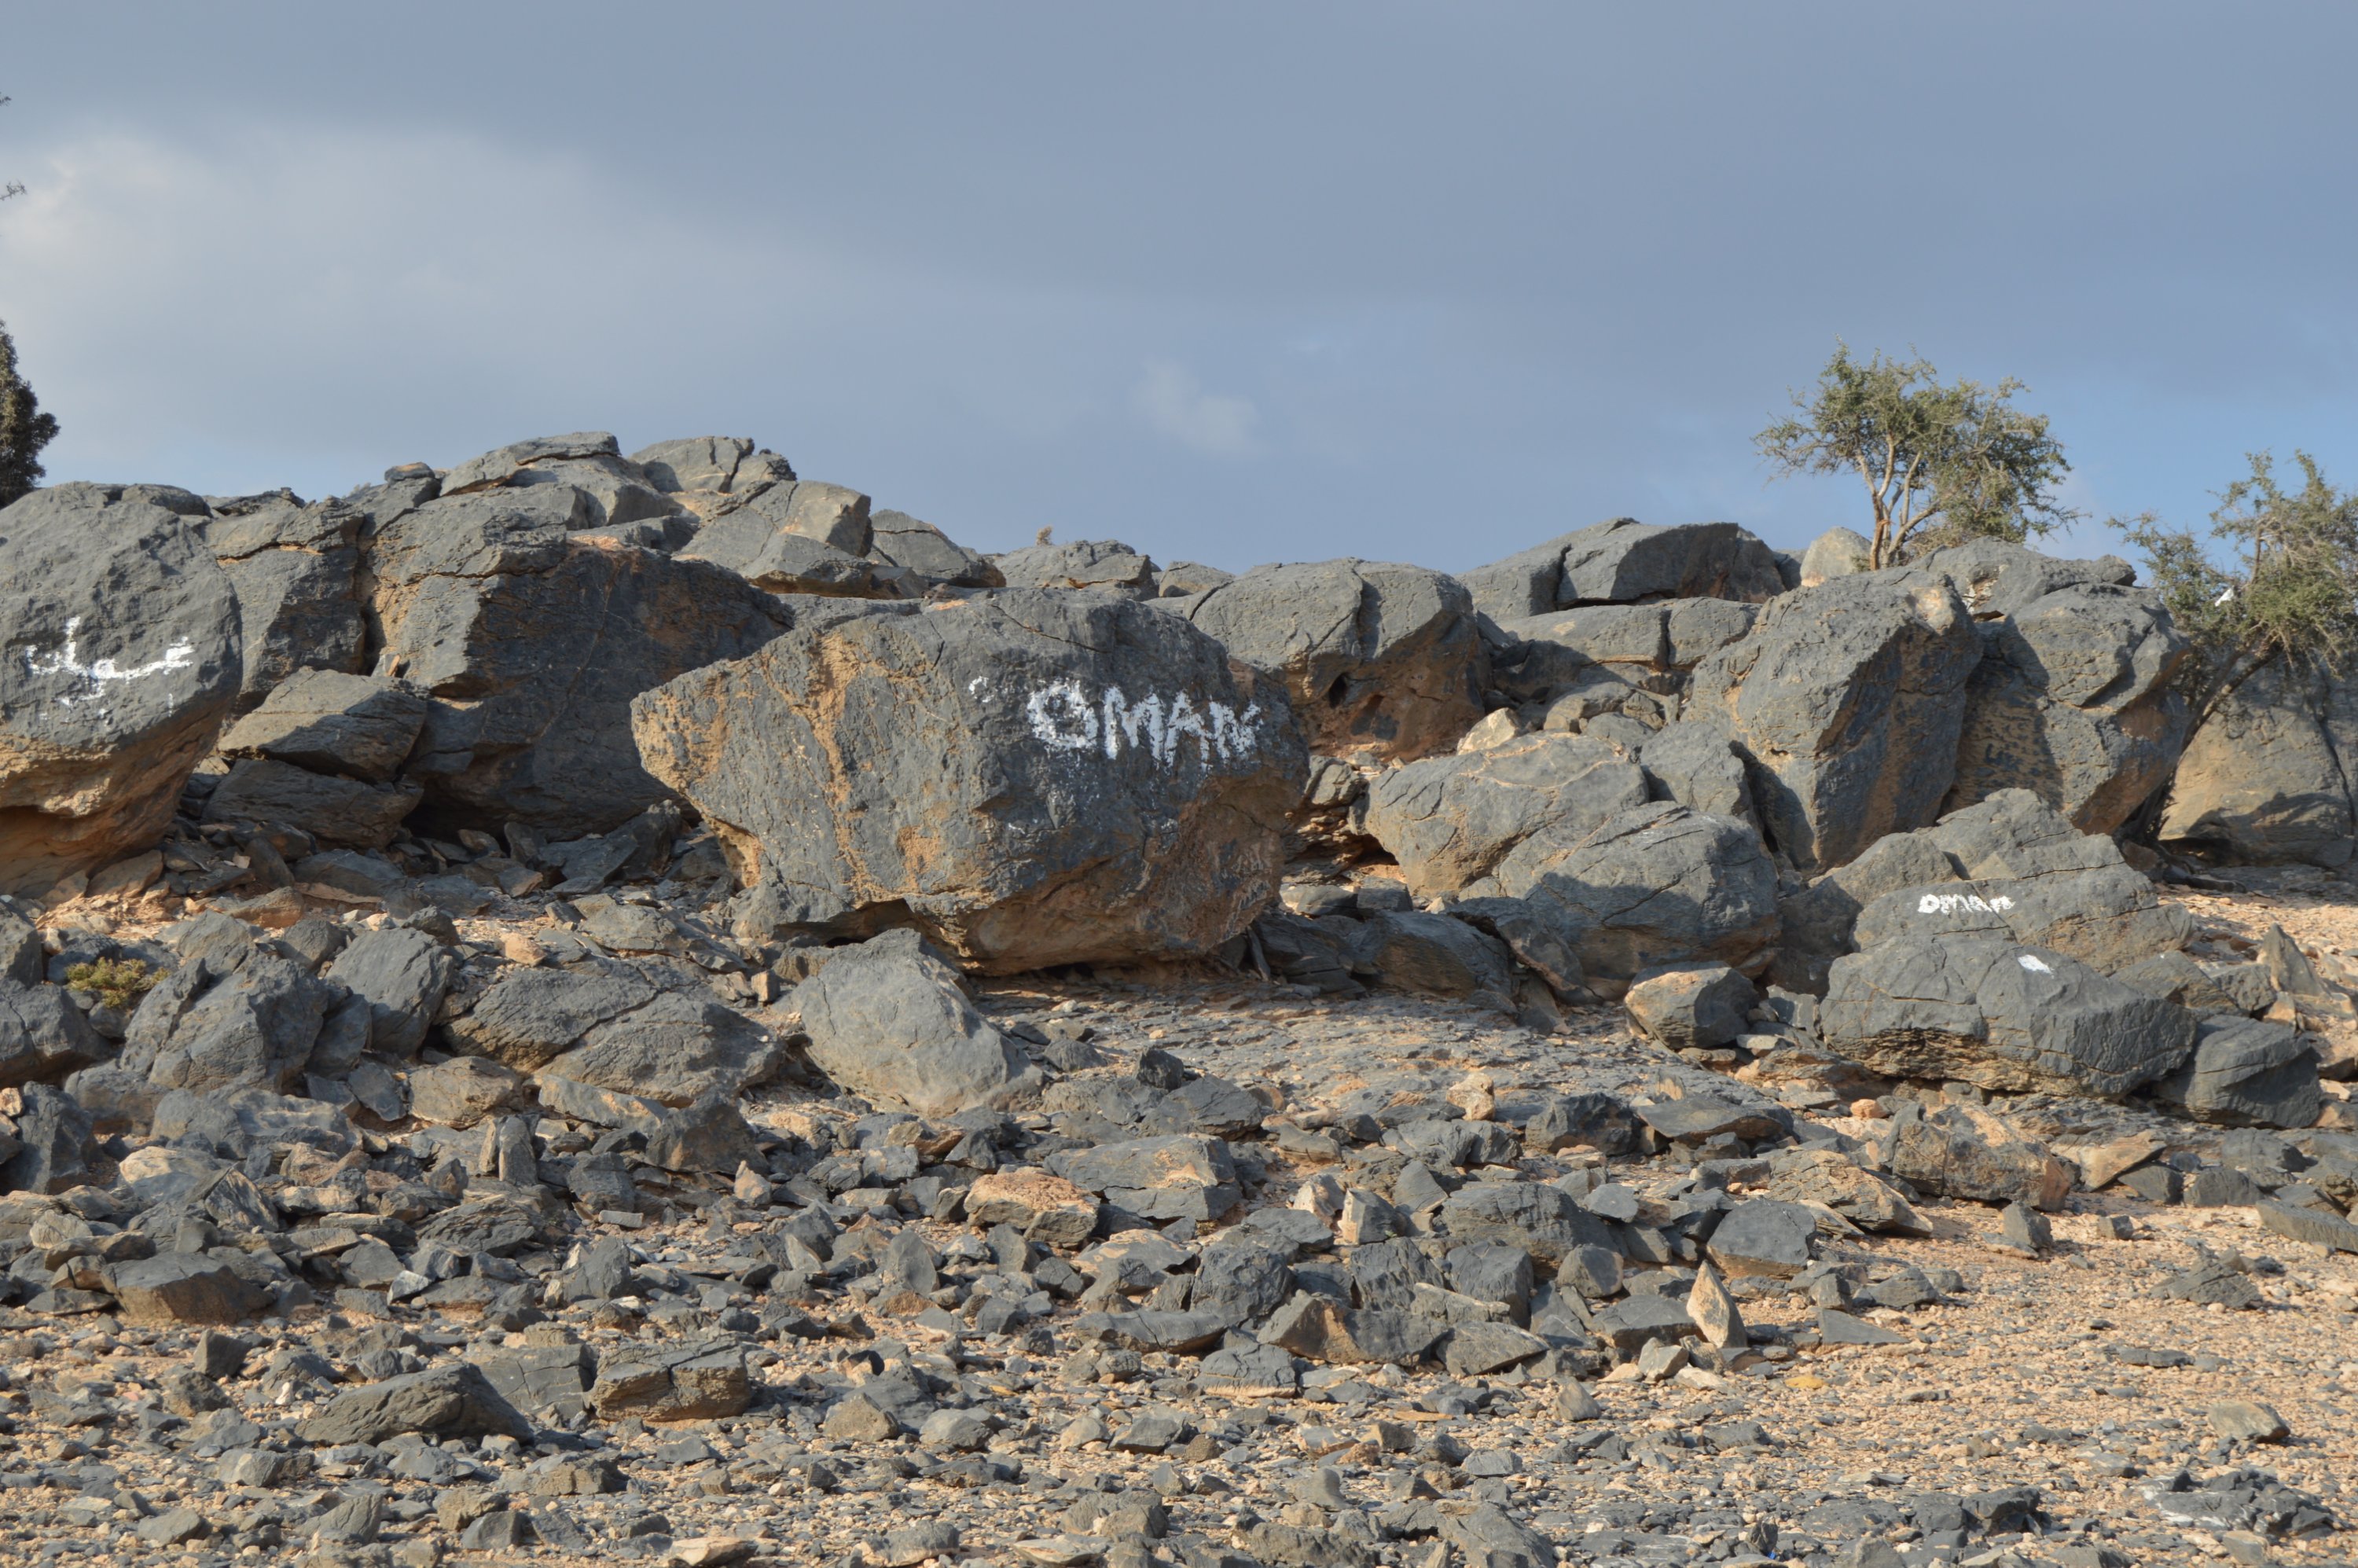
4;4;2356;575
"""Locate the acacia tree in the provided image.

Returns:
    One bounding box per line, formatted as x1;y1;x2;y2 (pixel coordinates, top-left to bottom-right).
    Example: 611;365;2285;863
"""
1757;343;2079;568
0;90;57;507
2124;450;2358;723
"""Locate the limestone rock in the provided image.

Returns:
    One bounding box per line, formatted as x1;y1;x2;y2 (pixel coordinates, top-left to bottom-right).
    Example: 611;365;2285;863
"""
2148;1017;2323;1129
216;670;430;783
204;488;366;711
994;538;1157;597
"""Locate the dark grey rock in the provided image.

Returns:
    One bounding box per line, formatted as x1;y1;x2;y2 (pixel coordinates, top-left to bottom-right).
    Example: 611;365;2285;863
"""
2158;652;2358;868
204;488;368;712
2150;1018;2323;1129
1493;802;1780;998
993;538;1155;596
1823;934;2198;1099
1463;518;1786;619
792;928;1032;1116
1624;961;1754;1050
867;510;1003;590
636;589;1302;971
1351;910;1517;1008
0;483;244;896
296;1362;534;1445
0;981;108;1089
2;1082;99;1194
363;483;793;832
1173;559;1488;764
1684;569;1983;874
1436;1181;1617;1265
1364;733;1648;897
203;758;421;849
1706;1198;1817;1279
321;926;456;1059
123;950;334;1095
217;670;429;784
1640;721;1757;825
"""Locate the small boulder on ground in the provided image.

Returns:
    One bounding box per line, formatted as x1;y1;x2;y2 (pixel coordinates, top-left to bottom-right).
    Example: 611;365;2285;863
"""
790;929;1036;1117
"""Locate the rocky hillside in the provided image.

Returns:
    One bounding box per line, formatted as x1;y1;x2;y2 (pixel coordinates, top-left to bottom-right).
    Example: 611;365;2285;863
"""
0;434;2350;1568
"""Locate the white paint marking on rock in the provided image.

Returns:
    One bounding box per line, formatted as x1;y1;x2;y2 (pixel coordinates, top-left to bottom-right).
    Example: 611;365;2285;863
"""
22;616;196;710
2017;953;2053;975
1024;680;1267;767
1916;891;2015;916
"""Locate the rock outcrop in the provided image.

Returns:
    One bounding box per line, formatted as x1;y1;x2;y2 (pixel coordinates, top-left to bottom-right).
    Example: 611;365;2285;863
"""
1461;519;1787;620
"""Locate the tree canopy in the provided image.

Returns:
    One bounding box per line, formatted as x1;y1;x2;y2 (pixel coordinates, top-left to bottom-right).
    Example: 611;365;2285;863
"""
1757;343;2078;569
2125;450;2358;721
0;318;58;508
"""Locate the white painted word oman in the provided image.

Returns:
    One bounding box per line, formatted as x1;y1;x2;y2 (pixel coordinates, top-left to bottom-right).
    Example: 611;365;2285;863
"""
1916;890;2016;916
1025;681;1268;766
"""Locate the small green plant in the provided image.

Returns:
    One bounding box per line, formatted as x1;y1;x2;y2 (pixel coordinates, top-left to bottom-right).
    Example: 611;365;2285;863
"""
64;957;160;1012
2122;450;2358;723
1757;343;2078;568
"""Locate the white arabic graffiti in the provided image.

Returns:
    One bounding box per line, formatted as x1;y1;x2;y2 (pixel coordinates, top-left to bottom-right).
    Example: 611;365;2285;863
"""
23;616;197;708
1916;890;2015;916
1025;681;1266;766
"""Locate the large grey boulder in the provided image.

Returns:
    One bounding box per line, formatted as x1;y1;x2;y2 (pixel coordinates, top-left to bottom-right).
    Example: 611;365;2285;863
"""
630;435;784;498
1685;569;1982;874
448;964;777;1108
1639;722;1757;825
1821;933;2198;1098
1489;597;1759;706
1461;519;1787;620
2148;1017;2322;1129
0;484;243;897
1798;527;1872;587
1870;1100;2074;1209
216;670;430;783
993;538;1156;597
1769;828;1966;995
0;982;108;1088
791;929;1034;1116
362;480;793;832
120;949;335;1095
633;589;1303;972
1849;861;2193;978
204;489;367;711
1350;911;1517;1008
321;926;457;1059
1919;537;2137;615
868;510;1004;590
681;479;912;597
1172;560;1488;764
1491;802;1779;998
1945;576;2191;835
1362;733;1648;897
203;759;421;850
296;1363;534;1445
2159;653;2358;868
439;431;682;532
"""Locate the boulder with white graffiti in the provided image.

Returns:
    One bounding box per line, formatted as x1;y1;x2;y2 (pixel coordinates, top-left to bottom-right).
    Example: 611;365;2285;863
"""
631;589;1305;971
0;484;244;897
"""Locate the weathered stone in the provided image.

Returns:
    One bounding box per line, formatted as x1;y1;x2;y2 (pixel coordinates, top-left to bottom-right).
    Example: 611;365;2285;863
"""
2149;1018;2322;1129
296;1363;534;1445
123;950;334;1095
363;483;793;832
0;483;243;896
218;670;430;784
792;929;1033;1116
867;510;1004;589
1944;572;2191;835
1493;802;1780;997
1850;861;2193;979
1363;733;1647;897
1172;560;1487;764
1436;1181;1617;1265
1640;722;1757;825
1685;569;1982;874
1352;911;1516;1008
1589;1294;1699;1357
322;926;457;1059
1049;1135;1240;1222
2158;652;2358;868
1800;527;1872;587
1871;1100;2073;1210
994;538;1156;596
1706;1198;1817;1279
0;981;108;1089
587;1340;751;1423
1258;1292;1445;1365
1463;518;1786;619
635;589;1302;971
1625;961;1754;1051
964;1170;1101;1247
1823;934;2198;1099
1765;1148;1928;1234
204;487;368;712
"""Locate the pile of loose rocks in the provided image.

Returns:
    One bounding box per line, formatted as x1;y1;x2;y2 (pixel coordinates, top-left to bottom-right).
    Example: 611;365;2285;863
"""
0;433;2354;1567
